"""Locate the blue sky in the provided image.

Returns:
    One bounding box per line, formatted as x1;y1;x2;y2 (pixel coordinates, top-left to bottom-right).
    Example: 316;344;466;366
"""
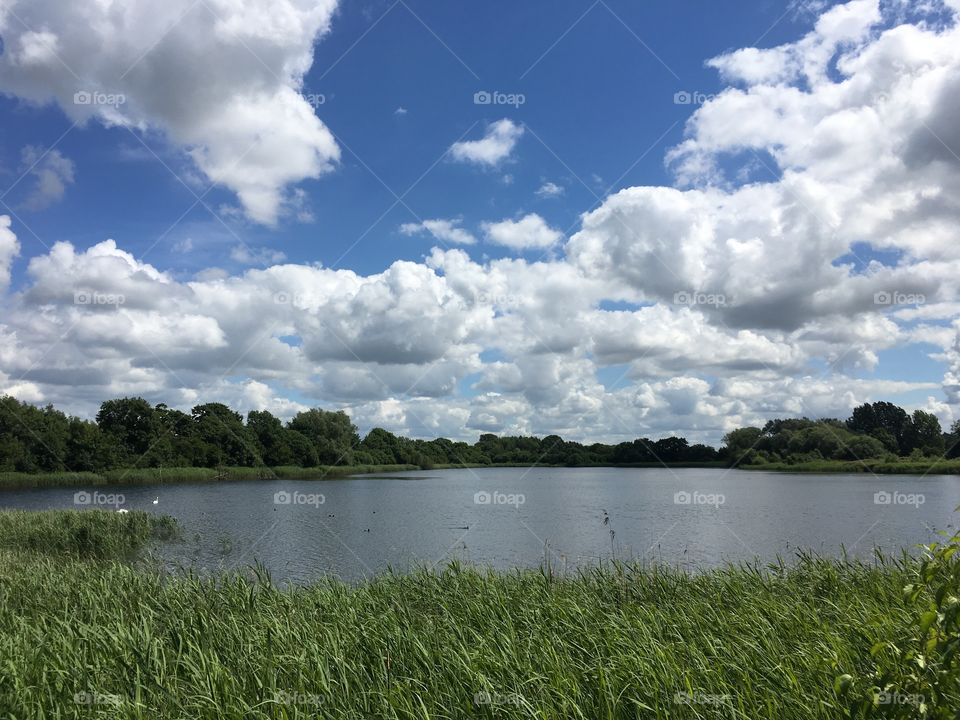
0;0;957;443
1;0;811;278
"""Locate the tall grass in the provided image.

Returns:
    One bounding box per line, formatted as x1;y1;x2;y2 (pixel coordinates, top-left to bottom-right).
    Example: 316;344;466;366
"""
0;464;420;490
746;459;960;474
0;509;178;559
0;549;916;718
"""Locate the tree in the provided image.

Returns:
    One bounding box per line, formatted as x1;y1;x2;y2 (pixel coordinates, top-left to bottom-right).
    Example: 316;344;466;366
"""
96;397;161;463
288;409;359;465
66;418;120;472
722;427;762;465
947;420;960;459
360;428;402;465
192;403;259;466
902;410;944;456
846;402;911;455
247;410;295;466
285;429;319;467
653;437;689;463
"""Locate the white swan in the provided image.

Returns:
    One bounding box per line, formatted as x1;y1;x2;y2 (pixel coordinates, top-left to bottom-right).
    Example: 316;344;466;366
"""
152;497;159;505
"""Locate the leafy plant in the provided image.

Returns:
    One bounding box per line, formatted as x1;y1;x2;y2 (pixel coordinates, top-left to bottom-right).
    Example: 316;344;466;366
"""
836;511;960;718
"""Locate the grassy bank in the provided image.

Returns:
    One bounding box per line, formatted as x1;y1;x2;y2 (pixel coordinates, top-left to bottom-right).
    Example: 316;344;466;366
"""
0;549;917;719
0;510;956;717
0;464;421;490
745;458;960;474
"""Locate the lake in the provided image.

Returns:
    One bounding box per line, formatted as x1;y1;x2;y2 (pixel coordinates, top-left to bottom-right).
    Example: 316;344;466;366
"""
2;467;958;583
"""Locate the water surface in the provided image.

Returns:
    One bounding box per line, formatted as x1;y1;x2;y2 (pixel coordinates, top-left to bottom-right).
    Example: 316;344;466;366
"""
2;467;957;583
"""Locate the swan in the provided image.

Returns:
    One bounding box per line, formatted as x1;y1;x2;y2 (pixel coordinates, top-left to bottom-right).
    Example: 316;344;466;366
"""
152;497;159;505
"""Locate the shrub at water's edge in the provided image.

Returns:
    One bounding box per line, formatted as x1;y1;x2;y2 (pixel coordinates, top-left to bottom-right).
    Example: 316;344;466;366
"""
837;514;960;718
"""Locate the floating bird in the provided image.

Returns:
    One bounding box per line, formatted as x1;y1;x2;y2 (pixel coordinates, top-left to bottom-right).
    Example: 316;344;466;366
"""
152;497;159;505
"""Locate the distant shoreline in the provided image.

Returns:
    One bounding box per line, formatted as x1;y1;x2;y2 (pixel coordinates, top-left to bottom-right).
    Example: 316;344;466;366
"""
742;459;960;475
2;458;958;490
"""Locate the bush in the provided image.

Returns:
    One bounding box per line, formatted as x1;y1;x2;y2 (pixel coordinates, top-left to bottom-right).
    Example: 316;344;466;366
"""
837;511;960;717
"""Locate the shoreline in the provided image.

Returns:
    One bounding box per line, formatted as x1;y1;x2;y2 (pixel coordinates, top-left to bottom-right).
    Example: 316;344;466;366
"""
1;458;958;490
0;509;922;718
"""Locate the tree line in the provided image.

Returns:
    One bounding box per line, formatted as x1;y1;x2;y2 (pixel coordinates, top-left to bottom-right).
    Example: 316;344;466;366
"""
0;396;956;474
724;401;960;465
0;395;721;473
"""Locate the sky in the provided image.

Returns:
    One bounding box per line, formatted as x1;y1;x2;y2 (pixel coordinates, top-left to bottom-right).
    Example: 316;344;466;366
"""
0;0;958;445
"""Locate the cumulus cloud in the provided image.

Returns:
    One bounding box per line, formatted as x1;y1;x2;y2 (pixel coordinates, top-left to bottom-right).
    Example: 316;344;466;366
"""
449;119;523;167
0;216;20;292
400;218;476;245
482;214;563;251
0;0;341;224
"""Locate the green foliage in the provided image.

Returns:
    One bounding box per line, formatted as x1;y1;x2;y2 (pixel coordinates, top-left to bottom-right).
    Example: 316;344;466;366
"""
0;551;913;718
723;426;763;465
0;509;178;559
10;394;955;480
836;514;960;717
288;408;360;465
906;410;946;457
724;402;952;467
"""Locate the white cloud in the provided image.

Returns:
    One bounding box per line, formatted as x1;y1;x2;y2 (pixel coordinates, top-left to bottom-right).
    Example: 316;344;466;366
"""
172;238;194;254
0;216;20;292
482;214;563;251
449;119;523;167
0;0;341;225
400;218;477;246
17;146;75;209
229;245;288;266
535;181;564;198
